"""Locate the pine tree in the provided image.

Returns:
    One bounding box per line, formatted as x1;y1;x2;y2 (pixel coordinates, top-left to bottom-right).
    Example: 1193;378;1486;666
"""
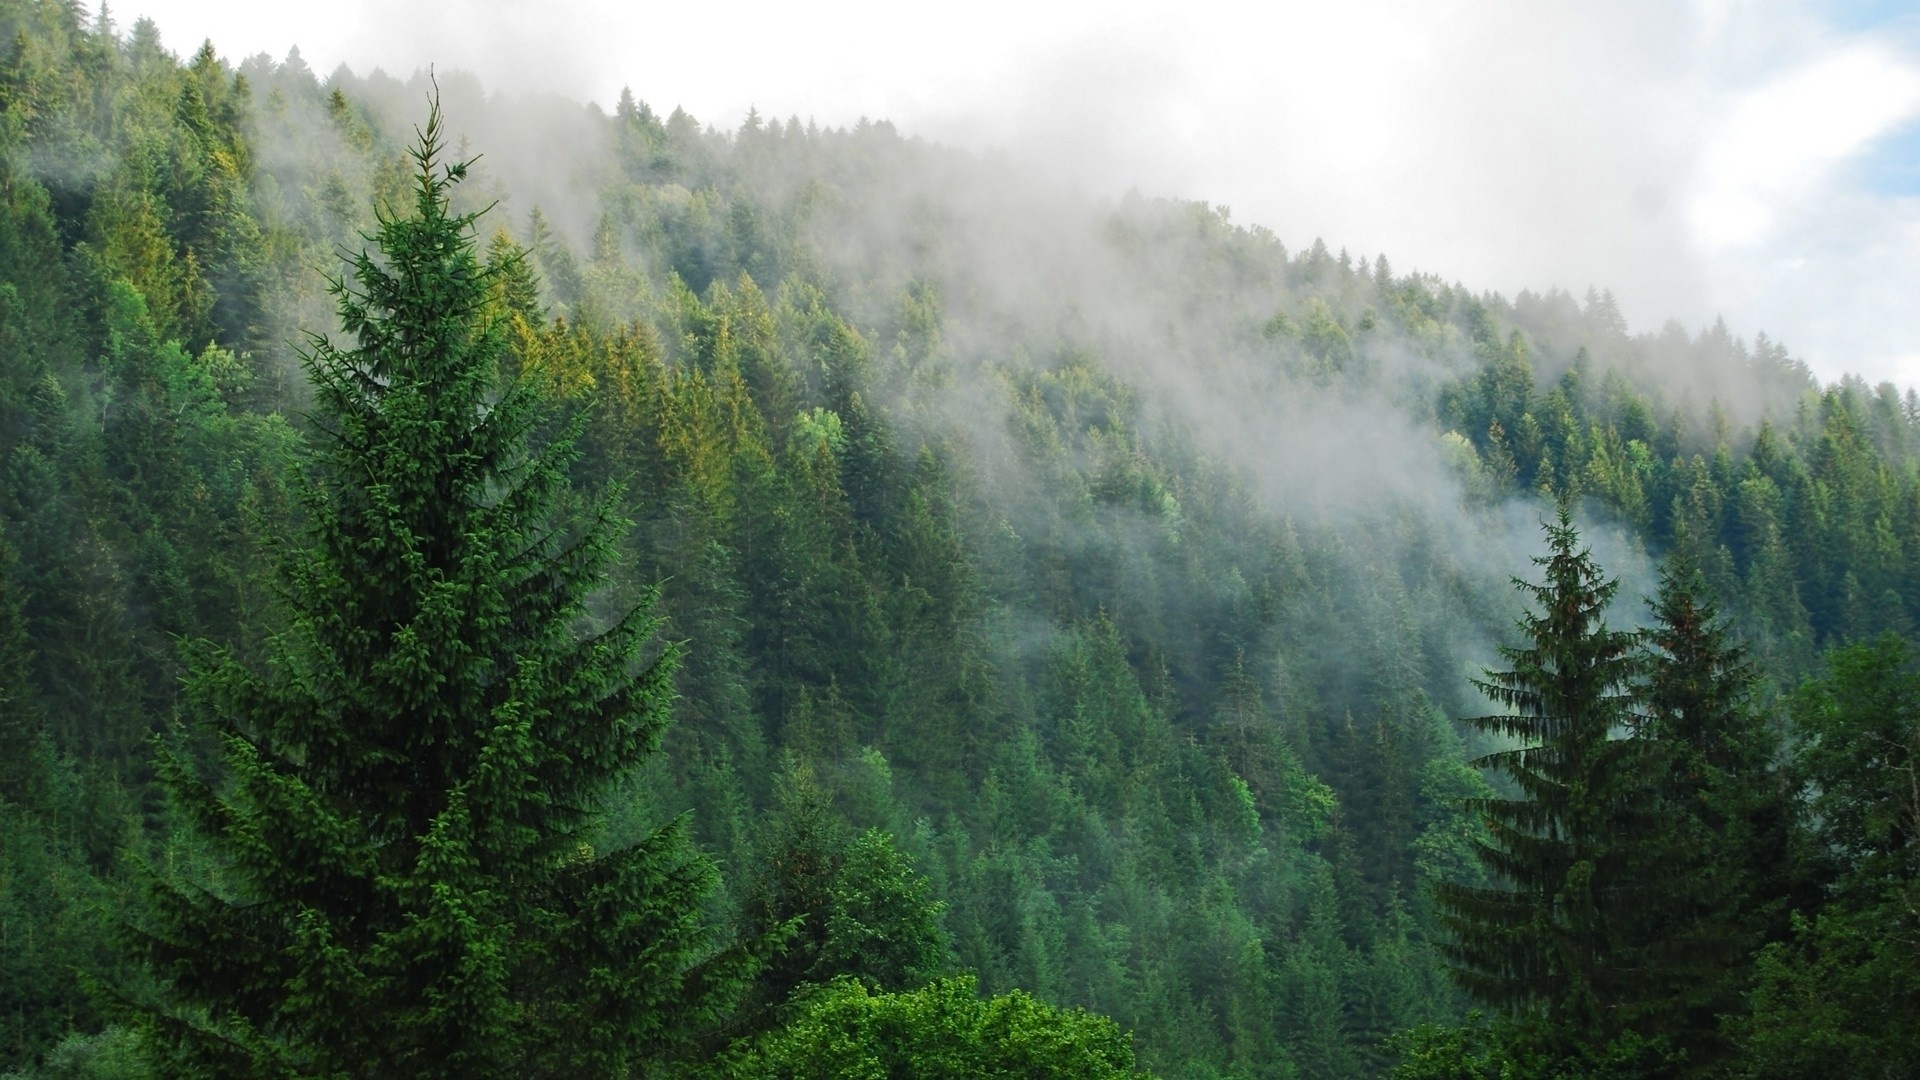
1434;502;1652;1048
134;101;741;1077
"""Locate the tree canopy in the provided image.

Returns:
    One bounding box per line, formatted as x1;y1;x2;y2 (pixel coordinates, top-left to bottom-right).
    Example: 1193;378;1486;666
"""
0;11;1916;1077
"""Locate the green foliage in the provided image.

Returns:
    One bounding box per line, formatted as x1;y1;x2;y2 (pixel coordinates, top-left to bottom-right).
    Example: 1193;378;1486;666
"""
1736;907;1920;1078
818;828;952;990
1387;1013;1680;1080
712;975;1145;1079
1633;558;1796;1068
1787;635;1920;890
1424;521;1841;1077
0;785;132;1068
0;520;39;801
1436;503;1652;1042
1731;636;1920;1076
2;1026;154;1080
130;102;741;1076
1432;514;1810;1071
739;757;951;1026
3;15;1920;1078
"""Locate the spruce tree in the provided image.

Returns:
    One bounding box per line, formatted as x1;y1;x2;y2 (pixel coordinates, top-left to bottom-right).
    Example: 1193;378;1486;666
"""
1636;556;1788;1068
135;102;739;1077
1435;502;1651;1048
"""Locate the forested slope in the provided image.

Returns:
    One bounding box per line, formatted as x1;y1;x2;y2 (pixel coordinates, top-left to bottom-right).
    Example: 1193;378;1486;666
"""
1;4;1916;1076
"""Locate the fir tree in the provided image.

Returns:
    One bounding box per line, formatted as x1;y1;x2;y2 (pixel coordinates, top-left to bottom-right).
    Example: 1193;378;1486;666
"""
1435;502;1653;1049
133;100;741;1077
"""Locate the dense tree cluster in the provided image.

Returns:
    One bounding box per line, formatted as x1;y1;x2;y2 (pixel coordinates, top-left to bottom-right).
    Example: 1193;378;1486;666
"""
1419;510;1798;1075
0;4;1917;1076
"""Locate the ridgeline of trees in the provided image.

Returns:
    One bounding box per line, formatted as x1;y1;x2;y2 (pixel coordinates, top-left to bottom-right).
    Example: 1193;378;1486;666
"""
0;4;1916;1076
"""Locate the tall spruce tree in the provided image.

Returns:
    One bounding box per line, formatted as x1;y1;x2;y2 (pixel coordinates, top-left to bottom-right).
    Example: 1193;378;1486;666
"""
134;101;740;1076
1636;556;1790;1066
1435;503;1655;1049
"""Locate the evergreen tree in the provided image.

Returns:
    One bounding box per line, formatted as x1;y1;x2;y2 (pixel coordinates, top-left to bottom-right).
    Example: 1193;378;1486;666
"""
0;519;41;803
1734;635;1920;1077
133;101;740;1077
1435;502;1652;1051
816;828;951;992
1636;556;1793;1067
483;227;544;331
737;760;948;1017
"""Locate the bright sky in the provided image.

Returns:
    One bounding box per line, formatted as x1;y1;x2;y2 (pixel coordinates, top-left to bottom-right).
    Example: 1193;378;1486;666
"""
122;0;1920;388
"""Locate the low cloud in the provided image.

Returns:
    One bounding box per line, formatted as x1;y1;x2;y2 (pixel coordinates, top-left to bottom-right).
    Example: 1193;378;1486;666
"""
127;0;1920;385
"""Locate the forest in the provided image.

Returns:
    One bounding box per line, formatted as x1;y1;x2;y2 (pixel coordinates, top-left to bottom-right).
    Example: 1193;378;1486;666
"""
0;2;1916;1076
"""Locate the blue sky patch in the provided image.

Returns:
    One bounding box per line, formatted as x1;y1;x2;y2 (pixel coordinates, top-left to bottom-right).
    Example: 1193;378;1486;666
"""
1854;121;1920;196
1823;0;1920;34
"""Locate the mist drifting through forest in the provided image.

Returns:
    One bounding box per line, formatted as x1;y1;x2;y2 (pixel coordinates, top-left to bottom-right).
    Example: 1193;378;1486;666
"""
125;0;1920;389
234;59;1629;714
3;4;1920;1078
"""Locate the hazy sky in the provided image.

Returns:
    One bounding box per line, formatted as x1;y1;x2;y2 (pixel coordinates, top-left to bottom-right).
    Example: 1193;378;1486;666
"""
124;0;1920;388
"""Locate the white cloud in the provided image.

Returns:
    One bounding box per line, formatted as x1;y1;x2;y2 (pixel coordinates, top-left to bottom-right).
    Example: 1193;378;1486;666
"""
1690;43;1920;248
117;0;1920;386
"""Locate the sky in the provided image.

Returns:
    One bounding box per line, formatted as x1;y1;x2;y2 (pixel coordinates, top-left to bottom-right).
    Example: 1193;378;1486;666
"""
121;0;1920;388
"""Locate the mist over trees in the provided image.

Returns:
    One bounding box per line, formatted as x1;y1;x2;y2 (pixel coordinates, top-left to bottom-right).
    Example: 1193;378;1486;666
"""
1;3;1917;1076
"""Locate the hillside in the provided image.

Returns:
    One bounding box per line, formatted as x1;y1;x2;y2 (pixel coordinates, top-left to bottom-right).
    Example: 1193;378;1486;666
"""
2;5;1917;1076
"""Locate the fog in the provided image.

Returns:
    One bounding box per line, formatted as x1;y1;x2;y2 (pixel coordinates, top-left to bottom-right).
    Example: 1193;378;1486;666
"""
67;3;1879;722
125;0;1920;389
206;45;1693;716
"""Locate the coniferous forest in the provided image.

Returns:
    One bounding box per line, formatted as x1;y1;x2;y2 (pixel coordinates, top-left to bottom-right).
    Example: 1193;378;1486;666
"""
1;5;1917;1076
